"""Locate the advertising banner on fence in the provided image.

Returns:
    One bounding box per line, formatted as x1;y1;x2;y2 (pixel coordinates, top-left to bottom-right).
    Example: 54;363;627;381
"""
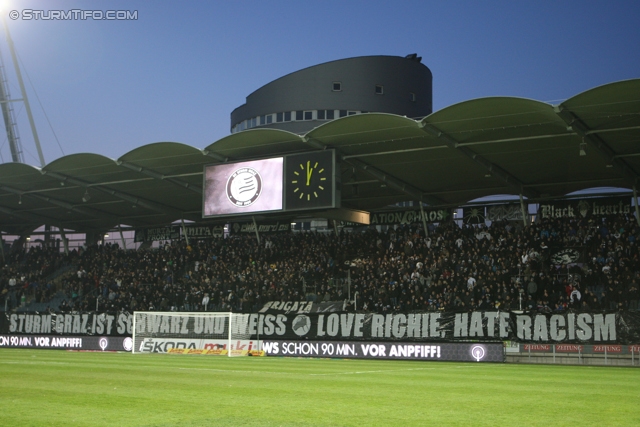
262;340;504;362
5;310;640;344
0;334;132;351
135;337;260;354
517;343;640;355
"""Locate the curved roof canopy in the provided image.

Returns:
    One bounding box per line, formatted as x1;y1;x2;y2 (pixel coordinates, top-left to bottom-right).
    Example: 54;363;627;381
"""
0;79;638;234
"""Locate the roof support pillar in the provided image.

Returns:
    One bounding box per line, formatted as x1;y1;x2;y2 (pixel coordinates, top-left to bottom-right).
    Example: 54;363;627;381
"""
181;218;189;246
634;186;640;228
519;194;528;227
59;226;69;256
0;233;4;263
419;202;429;237
118;224;127;250
252;216;260;244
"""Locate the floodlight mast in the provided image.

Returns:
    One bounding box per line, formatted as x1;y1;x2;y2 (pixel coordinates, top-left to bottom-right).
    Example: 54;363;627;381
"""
0;40;22;163
1;14;45;167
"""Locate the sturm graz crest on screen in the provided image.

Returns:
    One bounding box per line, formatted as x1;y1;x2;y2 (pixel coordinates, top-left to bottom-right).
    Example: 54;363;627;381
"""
226;167;263;207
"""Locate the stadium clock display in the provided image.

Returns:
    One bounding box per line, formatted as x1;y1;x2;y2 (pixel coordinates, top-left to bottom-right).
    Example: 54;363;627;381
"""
285;150;336;210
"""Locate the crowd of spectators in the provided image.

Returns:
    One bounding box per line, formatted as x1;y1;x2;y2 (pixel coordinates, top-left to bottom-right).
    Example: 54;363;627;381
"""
2;213;640;314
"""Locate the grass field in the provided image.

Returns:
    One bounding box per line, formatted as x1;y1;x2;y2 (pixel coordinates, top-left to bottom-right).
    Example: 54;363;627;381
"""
1;349;639;427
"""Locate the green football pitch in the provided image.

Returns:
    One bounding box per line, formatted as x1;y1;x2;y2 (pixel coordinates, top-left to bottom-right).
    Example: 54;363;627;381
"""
1;349;639;427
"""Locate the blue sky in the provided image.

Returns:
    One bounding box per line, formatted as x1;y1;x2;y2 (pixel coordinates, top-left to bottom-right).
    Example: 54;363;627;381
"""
0;0;638;166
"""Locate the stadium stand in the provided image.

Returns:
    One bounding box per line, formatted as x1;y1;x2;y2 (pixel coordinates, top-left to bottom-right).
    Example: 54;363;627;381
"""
2;212;639;314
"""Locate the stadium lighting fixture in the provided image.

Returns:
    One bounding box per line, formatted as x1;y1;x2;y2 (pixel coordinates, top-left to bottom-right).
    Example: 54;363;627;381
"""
579;141;587;156
82;189;90;203
18;194;21;204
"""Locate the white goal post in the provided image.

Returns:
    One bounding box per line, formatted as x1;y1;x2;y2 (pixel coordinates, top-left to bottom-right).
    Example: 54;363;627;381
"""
132;311;262;356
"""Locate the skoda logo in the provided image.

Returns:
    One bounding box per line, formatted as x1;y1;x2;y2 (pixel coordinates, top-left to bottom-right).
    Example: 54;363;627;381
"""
226;167;262;207
292;315;311;336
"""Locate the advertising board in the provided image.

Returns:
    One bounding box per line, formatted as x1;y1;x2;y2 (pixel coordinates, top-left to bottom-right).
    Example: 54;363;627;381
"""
262;340;504;362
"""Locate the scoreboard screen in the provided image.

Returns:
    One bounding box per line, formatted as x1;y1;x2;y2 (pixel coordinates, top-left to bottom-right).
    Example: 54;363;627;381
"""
203;157;283;217
203;151;338;218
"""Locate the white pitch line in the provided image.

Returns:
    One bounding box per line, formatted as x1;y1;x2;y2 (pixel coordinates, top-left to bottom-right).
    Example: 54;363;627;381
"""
309;367;437;376
0;360;73;366
177;367;290;375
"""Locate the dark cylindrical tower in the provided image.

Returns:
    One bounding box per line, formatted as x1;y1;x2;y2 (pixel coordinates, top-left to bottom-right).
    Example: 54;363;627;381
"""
230;54;432;135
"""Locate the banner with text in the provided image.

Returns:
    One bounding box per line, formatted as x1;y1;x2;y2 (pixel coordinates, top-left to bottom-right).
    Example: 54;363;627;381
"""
369;208;452;225
262;340;504;362
5;310;640;344
486;204;524;222
536;196;632;220
134;226;180;243
135;225;226;242
229;221;292;234
2;312;131;336
0;334;132;351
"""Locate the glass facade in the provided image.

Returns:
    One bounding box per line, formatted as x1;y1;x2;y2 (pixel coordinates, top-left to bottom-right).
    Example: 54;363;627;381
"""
231;109;367;133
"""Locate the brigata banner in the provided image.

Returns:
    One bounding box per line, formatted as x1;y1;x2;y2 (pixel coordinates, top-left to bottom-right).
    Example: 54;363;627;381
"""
259;300;345;314
262;340;504;362
5;310;640;344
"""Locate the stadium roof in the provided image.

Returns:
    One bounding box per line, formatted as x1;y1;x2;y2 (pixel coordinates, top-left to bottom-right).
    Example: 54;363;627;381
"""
0;79;639;234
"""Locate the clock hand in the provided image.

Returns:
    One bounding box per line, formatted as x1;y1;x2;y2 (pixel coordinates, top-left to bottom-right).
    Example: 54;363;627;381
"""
306;160;313;186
